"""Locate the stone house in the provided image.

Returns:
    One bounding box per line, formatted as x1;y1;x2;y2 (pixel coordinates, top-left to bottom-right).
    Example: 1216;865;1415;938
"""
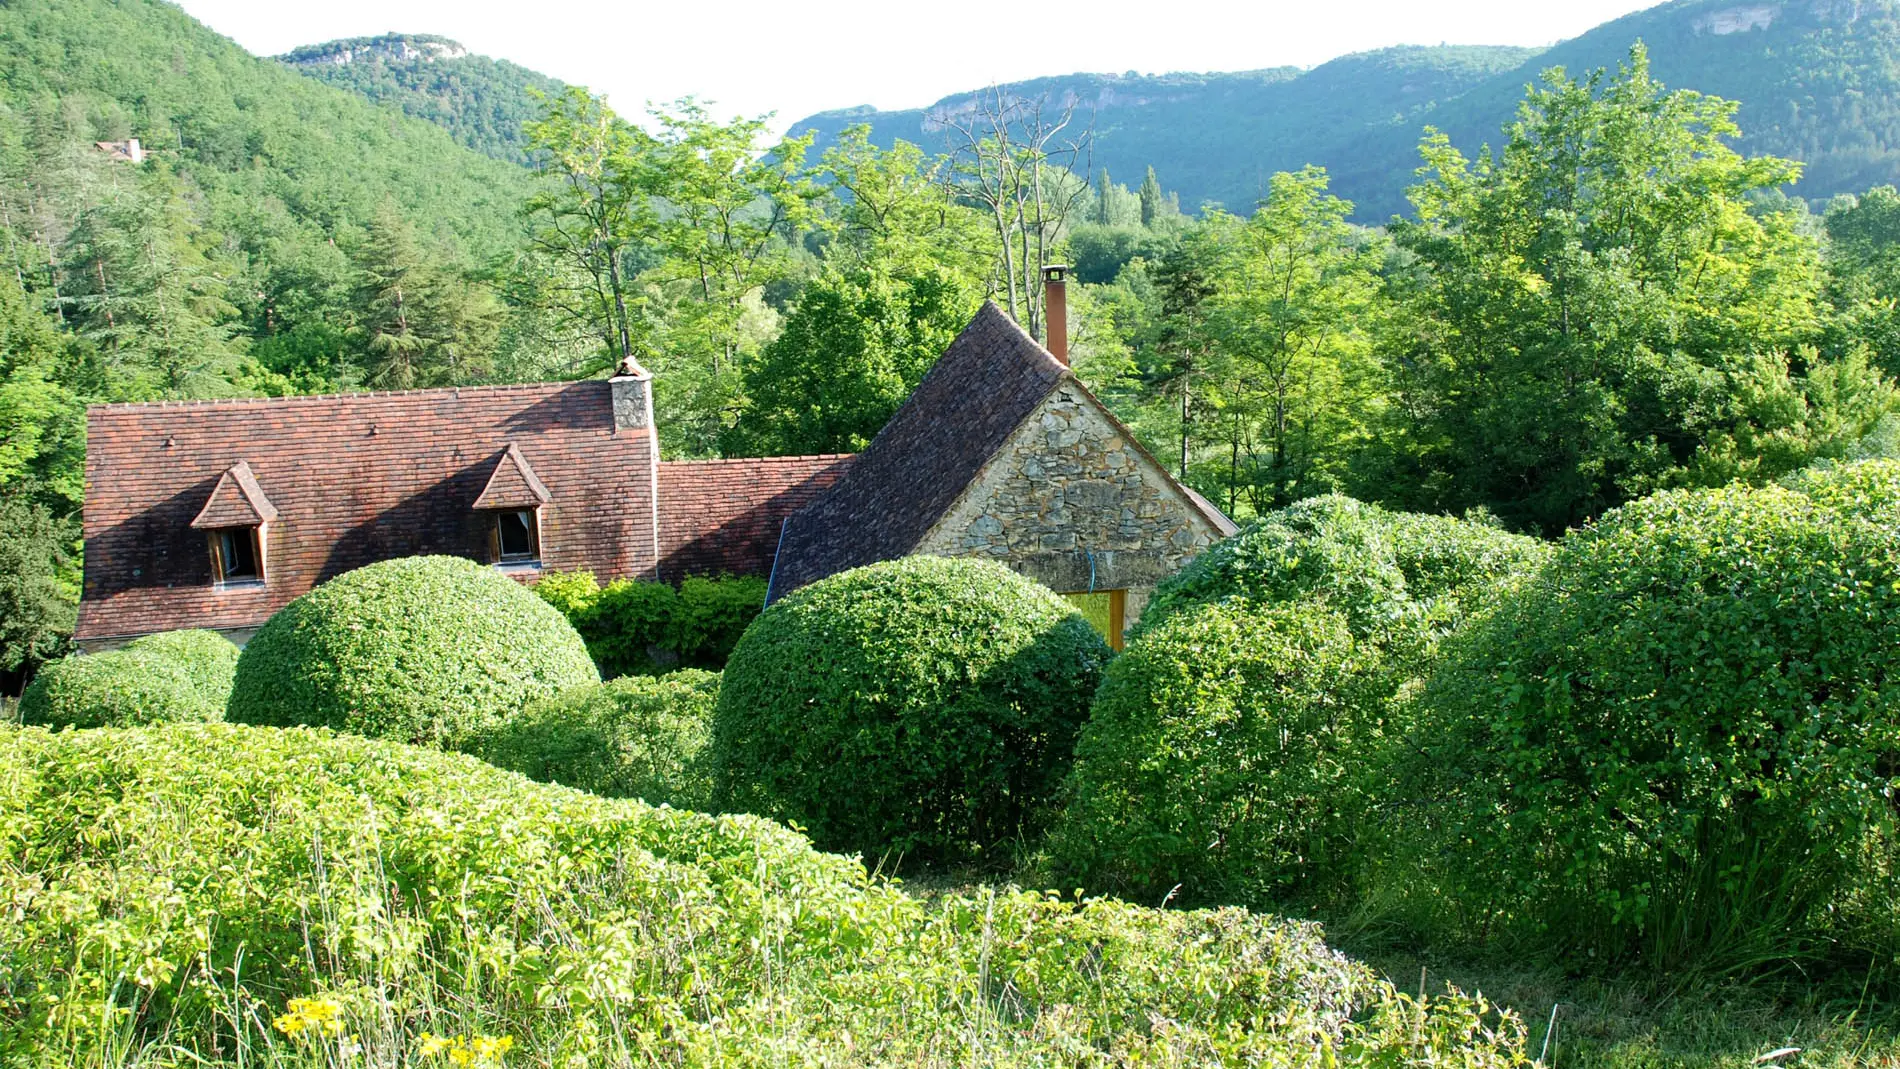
76;291;1231;651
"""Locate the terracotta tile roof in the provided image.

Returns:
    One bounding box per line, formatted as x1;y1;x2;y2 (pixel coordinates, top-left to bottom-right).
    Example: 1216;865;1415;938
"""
766;302;1068;599
472;442;552;510
657;455;853;581
77;382;659;642
191;461;278;528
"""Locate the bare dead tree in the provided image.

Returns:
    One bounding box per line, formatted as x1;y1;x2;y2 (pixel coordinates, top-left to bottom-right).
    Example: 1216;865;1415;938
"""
932;86;1093;343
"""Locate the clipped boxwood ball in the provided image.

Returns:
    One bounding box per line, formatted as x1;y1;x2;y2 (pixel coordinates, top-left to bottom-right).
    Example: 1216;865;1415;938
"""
470;669;721;809
711;556;1113;862
227;555;598;747
20;649;222;729
1137;495;1547;658
1406;483;1900;967
1051;600;1365;911
125;629;240;705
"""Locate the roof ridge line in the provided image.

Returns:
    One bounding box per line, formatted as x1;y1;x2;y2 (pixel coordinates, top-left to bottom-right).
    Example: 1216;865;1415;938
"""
86;380;602;413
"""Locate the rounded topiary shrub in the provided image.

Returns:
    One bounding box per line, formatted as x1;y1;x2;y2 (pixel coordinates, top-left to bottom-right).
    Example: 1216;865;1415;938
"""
1402;483;1900;969
1050;601;1367;910
1137;495;1547;664
124;629;239;705
710;556;1113;861
470;669;720;809
19;650;222;729
227;555;598;747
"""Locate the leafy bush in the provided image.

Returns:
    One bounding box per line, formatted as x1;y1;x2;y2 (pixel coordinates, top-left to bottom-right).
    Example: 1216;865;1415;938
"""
124;629;239;705
227;555;597;748
1051;601;1371;910
469;669;720;809
18;649;222;729
535;571;765;677
1401;480;1900;969
0;721;1530;1067
1139;495;1549;660
711;556;1113;862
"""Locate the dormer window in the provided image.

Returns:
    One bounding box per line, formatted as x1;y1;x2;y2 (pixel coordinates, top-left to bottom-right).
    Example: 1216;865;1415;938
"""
191;461;276;590
494;509;539;562
474;443;551;569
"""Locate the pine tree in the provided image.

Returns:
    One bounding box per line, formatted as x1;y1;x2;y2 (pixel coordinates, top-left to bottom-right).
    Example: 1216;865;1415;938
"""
355;206;433;389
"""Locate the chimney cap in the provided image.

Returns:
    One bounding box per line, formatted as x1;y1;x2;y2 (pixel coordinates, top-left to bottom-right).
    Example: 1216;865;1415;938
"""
612;353;652;380
1042;264;1070;282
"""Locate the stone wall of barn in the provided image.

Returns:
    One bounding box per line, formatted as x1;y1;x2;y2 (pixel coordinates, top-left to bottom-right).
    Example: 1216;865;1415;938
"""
914;383;1224;631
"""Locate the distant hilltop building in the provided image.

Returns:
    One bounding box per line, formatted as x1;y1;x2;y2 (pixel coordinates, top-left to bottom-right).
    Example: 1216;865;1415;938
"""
279;34;469;68
75;276;1233;652
94;139;143;164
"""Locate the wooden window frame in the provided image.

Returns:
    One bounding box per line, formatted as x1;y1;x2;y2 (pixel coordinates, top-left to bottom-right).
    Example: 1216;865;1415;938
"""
488;507;542;566
209;524;266;589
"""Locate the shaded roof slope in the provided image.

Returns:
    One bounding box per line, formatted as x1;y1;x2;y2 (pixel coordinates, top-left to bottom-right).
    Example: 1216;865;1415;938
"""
658;455;854;582
767;302;1067;599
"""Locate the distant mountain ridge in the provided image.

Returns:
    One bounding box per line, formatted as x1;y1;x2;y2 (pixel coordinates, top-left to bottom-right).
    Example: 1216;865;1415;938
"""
278;33;564;165
787;0;1900;219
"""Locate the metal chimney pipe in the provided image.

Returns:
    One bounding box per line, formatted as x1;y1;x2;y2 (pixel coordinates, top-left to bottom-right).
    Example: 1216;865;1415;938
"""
1042;264;1070;367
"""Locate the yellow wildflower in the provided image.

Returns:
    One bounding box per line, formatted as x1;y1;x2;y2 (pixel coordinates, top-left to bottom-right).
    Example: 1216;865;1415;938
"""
272;997;345;1039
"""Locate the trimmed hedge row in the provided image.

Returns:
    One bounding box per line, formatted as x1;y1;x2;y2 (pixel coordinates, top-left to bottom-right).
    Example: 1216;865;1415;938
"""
711;556;1112;863
0;721;1531;1067
227;556;598;748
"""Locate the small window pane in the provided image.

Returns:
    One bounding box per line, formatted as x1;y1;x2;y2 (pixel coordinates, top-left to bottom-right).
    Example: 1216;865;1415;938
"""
497;510;535;560
220;528;258;579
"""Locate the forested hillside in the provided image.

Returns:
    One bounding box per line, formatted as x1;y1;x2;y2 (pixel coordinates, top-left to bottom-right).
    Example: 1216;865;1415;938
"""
790;0;1900;218
795;45;1540;214
280;34;566;165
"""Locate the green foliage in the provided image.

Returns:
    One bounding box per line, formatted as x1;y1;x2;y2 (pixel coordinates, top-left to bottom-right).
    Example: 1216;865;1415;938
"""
1051;601;1370;910
1400;469;1900;969
1140;494;1549;662
123;629;239;705
18;649;221;729
469;669;720;809
0;721;1533;1066
711;556;1113;862
0;497;75;680
1377;48;1889;534
535;571;765;678
280;35;566;165
726;261;979;455
227;556;598;748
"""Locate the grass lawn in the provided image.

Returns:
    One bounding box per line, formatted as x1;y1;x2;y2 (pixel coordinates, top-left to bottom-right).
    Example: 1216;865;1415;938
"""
1348;950;1900;1068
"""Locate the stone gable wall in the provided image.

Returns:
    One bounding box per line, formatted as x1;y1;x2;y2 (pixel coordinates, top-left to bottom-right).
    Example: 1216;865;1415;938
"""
915;384;1223;629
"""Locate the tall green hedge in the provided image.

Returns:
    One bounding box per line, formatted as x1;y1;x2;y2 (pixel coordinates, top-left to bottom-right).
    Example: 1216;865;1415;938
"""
1051;601;1370;910
469;670;720;809
227;556;598;748
711;556;1113;862
1401;475;1900;969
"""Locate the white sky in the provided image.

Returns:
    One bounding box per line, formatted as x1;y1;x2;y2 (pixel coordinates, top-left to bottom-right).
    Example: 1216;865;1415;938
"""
174;0;1669;132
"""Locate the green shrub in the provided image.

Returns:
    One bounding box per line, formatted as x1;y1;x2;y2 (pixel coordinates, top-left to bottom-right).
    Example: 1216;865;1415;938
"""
711;556;1113;862
0;721;1530;1067
124;629;239;705
469;669;720;809
1402;481;1900;969
18;649;222;729
1138;495;1549;662
535;571;765;677
1051;601;1370;910
227;555;598;748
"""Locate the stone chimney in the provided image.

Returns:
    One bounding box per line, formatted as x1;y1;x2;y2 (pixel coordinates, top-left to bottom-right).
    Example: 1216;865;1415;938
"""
1042;264;1070;366
609;354;654;432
